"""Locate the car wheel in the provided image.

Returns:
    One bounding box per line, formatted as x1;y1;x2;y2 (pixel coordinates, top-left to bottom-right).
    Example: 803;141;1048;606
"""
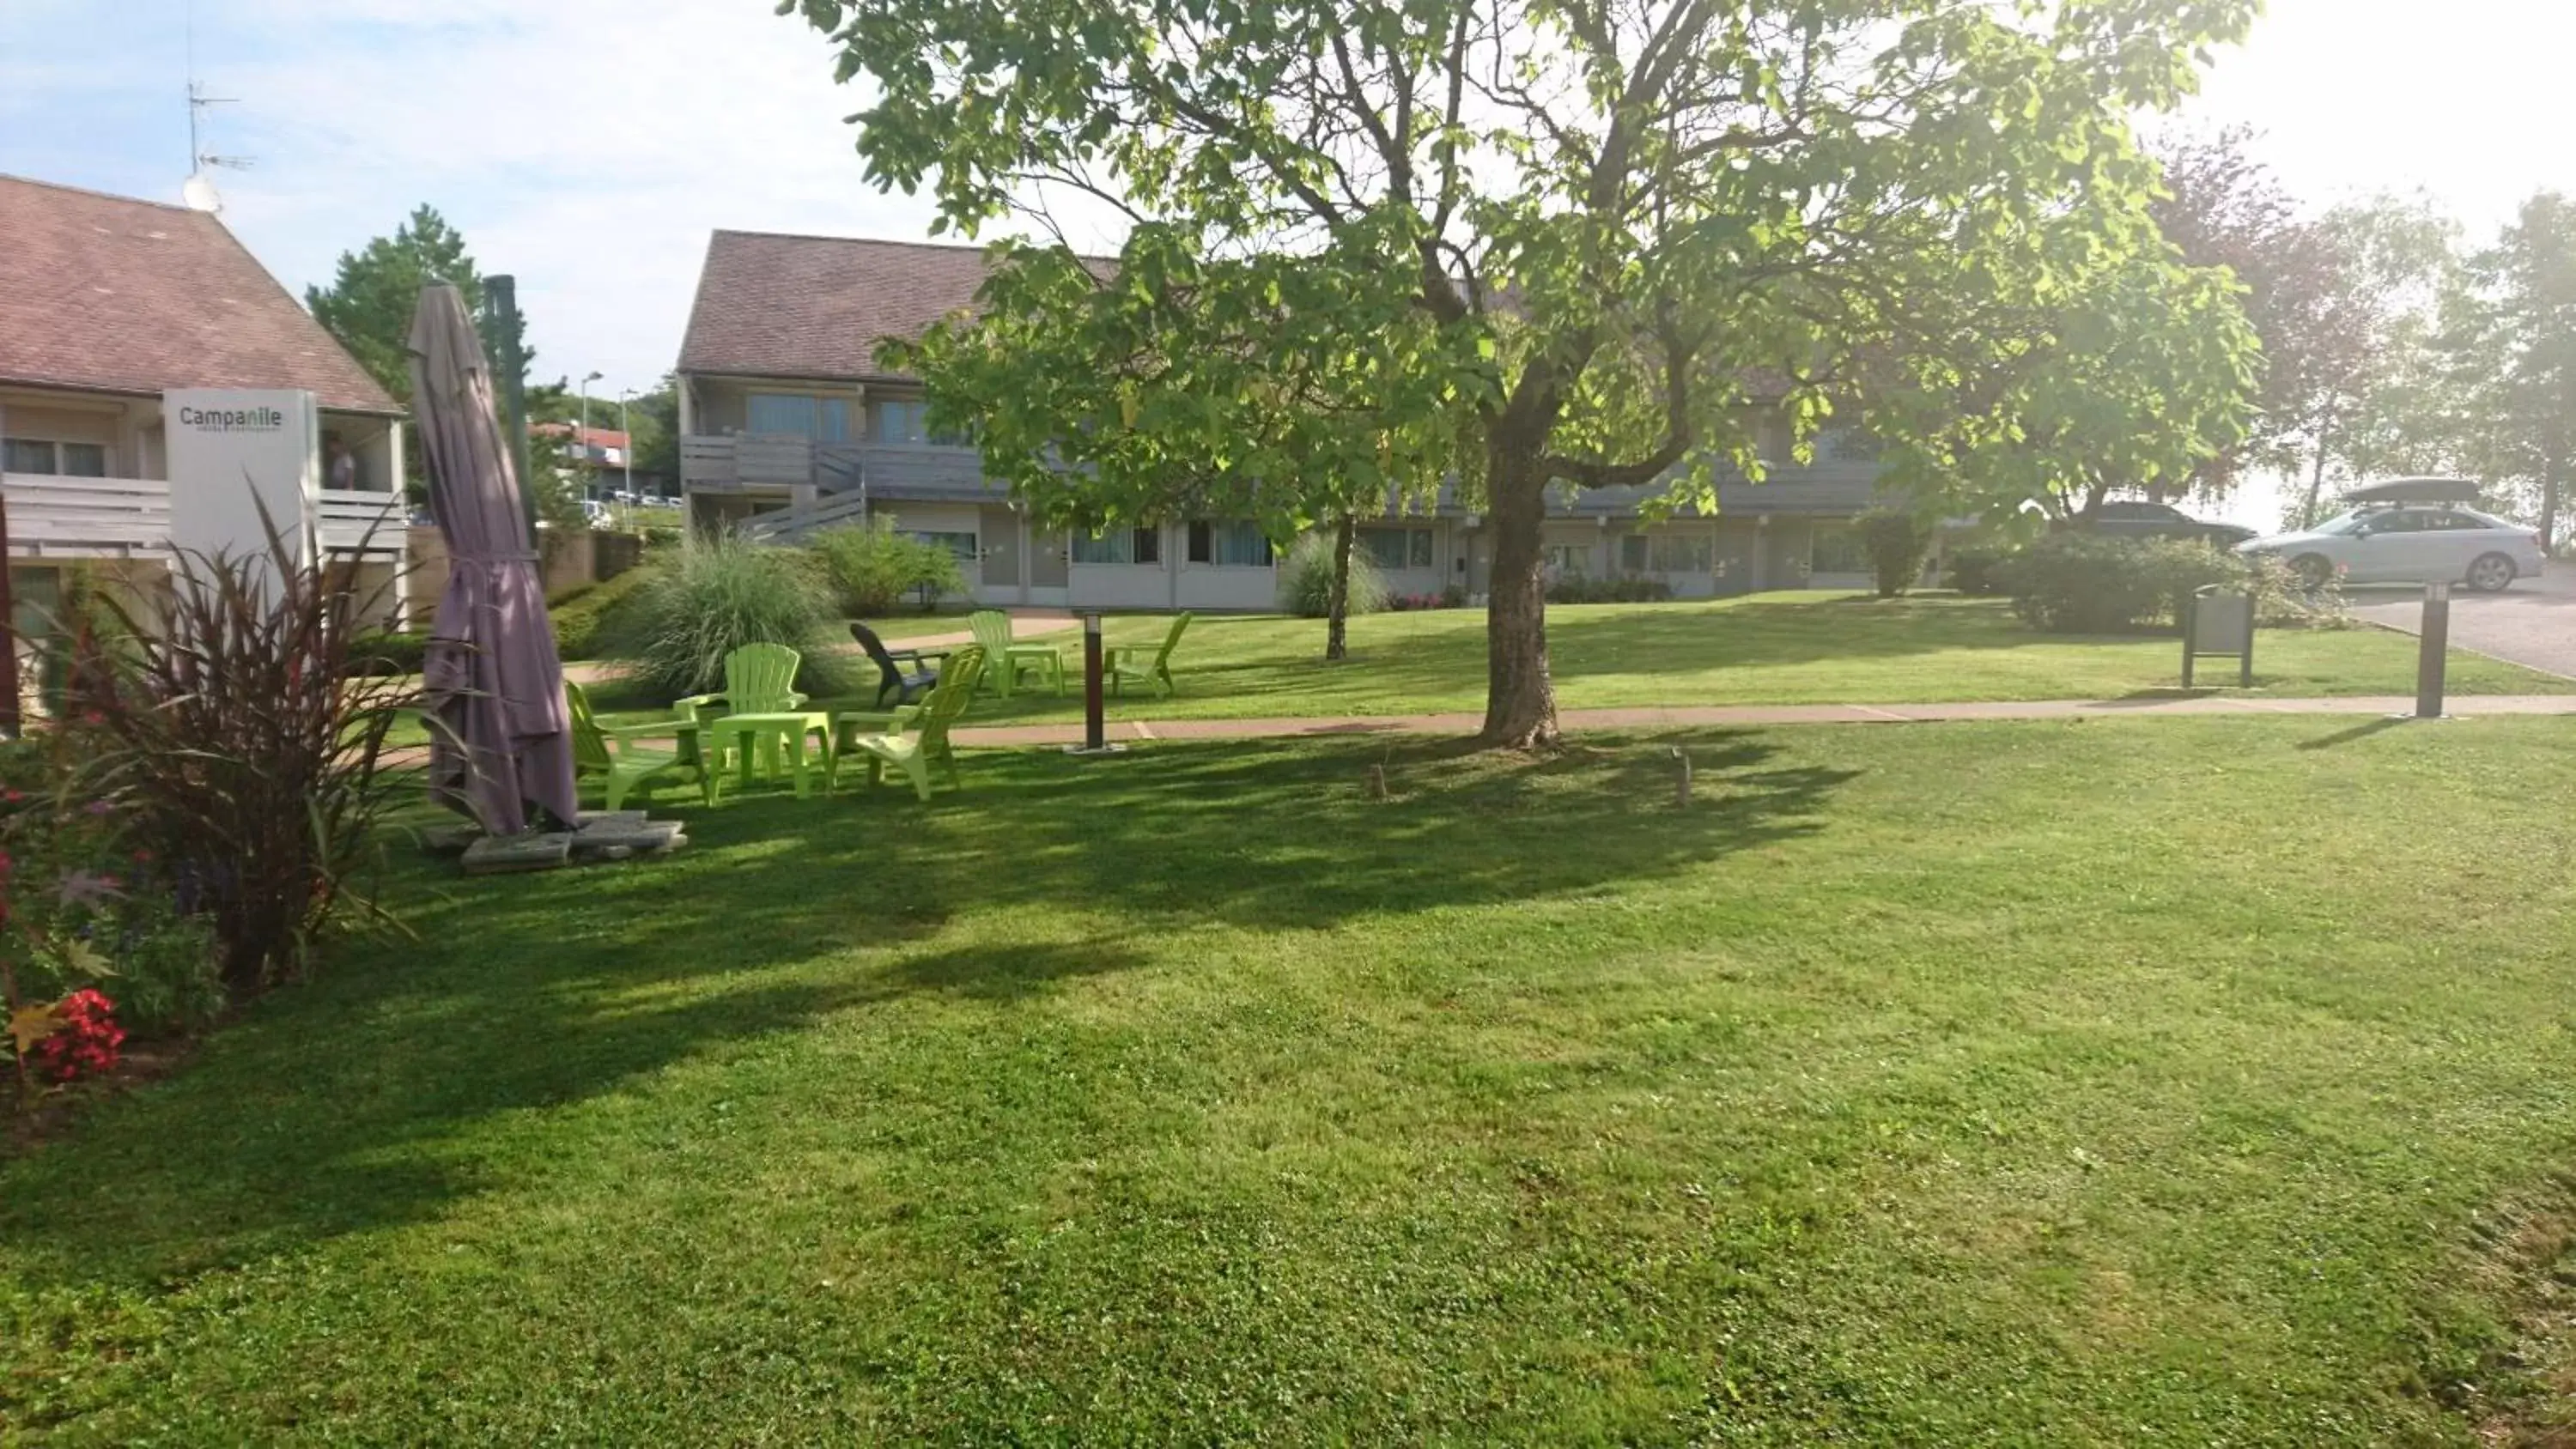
2467;553;2518;592
2290;555;2335;591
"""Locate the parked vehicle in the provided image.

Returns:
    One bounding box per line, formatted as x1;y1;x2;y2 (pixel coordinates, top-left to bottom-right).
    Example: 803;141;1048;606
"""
2070;500;2257;548
2235;502;2547;591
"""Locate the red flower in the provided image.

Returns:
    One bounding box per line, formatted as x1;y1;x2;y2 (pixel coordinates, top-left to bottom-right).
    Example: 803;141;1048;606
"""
31;989;124;1084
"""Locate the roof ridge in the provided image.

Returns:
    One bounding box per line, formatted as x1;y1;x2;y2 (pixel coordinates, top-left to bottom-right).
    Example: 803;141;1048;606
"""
0;172;195;215
711;227;1119;264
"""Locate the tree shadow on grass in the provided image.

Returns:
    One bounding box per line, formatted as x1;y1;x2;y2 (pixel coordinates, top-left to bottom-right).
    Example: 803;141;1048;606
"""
0;731;1848;1294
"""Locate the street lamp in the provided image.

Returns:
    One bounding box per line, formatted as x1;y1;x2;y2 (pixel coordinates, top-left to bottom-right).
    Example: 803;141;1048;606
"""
578;370;604;501
617;388;635;506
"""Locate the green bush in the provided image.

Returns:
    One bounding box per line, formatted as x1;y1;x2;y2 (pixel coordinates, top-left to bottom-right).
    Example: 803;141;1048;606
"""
615;535;846;699
1856;510;1936;598
1944;544;2015;596
1279;532;1390;619
1999;533;2245;634
1546;574;1675;604
811;520;968;616
550;562;663;662
342;630;428;678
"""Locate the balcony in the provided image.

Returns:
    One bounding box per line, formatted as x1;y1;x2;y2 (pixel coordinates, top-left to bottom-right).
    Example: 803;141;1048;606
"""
3;474;409;561
680;435;1005;503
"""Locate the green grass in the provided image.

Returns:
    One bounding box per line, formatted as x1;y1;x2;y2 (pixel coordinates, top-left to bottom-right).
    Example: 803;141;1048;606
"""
867;593;2573;724
10;717;2576;1440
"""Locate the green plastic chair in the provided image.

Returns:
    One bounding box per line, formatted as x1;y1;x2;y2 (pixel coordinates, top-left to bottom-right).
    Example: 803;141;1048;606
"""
1108;612;1193;698
679;642;807;778
567;682;713;810
841;646;987;801
967;609;1063;698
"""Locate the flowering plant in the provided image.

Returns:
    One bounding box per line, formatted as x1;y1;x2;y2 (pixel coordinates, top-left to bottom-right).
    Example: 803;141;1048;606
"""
27;988;123;1083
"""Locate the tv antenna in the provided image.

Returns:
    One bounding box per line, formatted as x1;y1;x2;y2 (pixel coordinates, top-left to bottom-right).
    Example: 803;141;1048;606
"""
181;4;252;212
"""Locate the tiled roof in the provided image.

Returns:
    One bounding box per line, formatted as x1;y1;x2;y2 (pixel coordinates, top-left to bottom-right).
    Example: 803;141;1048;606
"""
0;174;401;415
678;230;1068;382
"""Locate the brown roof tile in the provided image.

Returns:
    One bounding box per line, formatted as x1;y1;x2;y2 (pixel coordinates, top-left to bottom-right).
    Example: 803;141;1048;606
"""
677;230;1043;382
0;174;399;414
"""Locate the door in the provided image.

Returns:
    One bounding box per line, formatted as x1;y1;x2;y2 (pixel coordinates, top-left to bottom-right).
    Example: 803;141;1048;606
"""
2351;509;2438;582
2432;508;2506;581
1027;525;1070;604
978;506;1021;603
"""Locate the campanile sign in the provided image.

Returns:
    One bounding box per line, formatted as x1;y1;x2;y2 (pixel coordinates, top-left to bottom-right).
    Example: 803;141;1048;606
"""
163;388;320;583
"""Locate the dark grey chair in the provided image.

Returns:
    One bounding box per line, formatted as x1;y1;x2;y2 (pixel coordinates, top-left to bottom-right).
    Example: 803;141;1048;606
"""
850;622;941;708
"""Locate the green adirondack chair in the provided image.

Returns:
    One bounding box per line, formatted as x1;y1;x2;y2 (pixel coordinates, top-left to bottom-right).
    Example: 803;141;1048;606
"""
567;682;713;810
1108;612;1192;698
967;609;1063;698
840;646;986;801
678;642;807;777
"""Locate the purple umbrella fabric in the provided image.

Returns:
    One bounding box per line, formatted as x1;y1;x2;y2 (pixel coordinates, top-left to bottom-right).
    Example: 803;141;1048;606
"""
408;282;580;835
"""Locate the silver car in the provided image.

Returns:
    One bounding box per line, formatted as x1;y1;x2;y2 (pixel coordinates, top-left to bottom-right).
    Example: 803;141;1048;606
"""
2235;505;2548;592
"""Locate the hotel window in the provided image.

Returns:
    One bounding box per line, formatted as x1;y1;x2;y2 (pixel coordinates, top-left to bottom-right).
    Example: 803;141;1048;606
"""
1;439;106;476
1187;521;1273;567
1542;543;1592;576
1809;524;1869;575
1073;526;1162;565
1648;535;1715;573
745;393;850;443
1358;526;1433;570
909;530;979;562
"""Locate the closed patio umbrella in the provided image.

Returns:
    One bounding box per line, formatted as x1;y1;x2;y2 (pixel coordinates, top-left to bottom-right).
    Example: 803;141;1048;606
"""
408;282;580;835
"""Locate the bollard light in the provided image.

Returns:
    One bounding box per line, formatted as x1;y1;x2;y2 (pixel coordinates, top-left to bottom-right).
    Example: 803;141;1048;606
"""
2414;581;2451;720
1062;609;1127;756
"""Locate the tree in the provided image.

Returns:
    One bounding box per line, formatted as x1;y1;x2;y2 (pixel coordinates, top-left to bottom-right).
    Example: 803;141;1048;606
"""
2446;192;2576;547
306;206;523;408
2281;197;2462;525
793;0;2259;746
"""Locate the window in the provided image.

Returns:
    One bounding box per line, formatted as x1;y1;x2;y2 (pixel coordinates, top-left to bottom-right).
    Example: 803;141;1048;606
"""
870;399;967;446
1543;544;1592;576
1188;521;1272;567
1;439;107;476
1619;535;1649;572
909;530;978;561
1809;524;1869;575
745;393;849;442
1647;534;1715;573
1358;526;1433;570
1815;423;1881;462
1072;526;1162;565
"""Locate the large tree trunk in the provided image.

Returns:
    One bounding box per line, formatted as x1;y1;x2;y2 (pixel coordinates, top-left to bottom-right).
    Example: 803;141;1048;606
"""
1325;514;1354;663
1479;444;1558;749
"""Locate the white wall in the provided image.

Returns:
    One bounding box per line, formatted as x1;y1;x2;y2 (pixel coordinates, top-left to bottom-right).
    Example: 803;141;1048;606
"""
1070;564;1173;610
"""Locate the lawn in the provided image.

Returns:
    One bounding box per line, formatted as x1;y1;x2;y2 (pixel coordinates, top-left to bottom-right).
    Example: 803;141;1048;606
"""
588;593;2568;725
9;716;2576;1441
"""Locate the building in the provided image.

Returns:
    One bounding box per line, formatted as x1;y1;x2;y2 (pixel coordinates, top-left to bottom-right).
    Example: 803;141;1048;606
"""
674;229;1886;609
0;174;410;631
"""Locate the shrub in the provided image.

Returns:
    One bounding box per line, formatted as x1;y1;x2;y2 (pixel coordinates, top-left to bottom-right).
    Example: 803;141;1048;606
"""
811;520;968;616
617;534;846;699
1387;590;1466;611
343;629;428;678
28;989;124;1084
2000;533;2245;634
550;558;665;661
70;530;422;994
1944;544;2015;597
640;524;684;549
1856;509;1936;598
1279;531;1389;619
1546;574;1674;604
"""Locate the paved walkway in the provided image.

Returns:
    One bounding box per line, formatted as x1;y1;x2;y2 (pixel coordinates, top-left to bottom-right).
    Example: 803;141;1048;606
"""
2351;573;2576;682
950;693;2576;749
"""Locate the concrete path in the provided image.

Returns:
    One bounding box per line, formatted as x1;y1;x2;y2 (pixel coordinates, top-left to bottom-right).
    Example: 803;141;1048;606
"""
950;693;2576;749
2351;573;2576;682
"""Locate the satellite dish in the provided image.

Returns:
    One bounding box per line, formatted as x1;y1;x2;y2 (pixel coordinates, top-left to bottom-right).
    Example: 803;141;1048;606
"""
181;173;223;214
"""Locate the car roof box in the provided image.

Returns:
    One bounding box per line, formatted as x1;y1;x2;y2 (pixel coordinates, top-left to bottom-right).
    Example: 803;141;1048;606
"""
2342;476;2483;506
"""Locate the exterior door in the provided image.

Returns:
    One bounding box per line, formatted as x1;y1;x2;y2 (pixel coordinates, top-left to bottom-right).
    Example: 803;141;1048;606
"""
1027;525;1070;603
2351;509;2432;582
978;506;1022;603
2433;509;2505;579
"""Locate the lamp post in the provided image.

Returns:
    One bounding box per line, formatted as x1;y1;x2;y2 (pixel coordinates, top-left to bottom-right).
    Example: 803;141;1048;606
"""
576;370;604;503
1060;611;1124;756
617;388;635;505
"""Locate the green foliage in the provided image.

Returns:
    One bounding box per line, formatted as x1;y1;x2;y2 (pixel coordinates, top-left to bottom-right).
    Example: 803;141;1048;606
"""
304;205;521;408
1279;532;1388;620
72;533;422;993
1944;545;2016;597
616;536;844;700
1546;575;1674;605
549;560;663;662
1855;511;1937;599
343;630;429;678
794;0;2263;736
810;520;969;616
1999;534;2265;634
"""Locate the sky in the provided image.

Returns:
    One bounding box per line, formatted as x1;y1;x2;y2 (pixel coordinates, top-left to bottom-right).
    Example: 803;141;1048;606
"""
3;0;2573;517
